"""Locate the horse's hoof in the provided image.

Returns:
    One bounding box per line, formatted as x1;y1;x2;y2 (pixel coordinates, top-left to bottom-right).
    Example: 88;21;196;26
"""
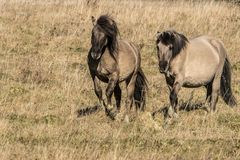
100;100;106;108
209;110;216;115
203;106;210;113
163;122;169;129
167;113;175;119
172;112;178;118
115;112;124;122
104;110;115;120
108;104;114;110
124;115;130;123
163;118;171;128
167;107;175;118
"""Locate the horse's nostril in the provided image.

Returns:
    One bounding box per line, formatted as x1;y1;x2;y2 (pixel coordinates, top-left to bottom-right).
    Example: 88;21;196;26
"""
91;52;98;59
159;61;167;71
91;54;95;59
91;52;101;60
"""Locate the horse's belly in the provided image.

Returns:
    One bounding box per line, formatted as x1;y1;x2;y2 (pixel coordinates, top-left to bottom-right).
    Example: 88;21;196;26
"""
118;64;135;82
184;76;212;87
184;68;216;86
184;53;219;86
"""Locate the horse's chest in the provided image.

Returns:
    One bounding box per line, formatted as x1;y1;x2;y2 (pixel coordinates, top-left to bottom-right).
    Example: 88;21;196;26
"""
96;63;110;77
90;59;116;82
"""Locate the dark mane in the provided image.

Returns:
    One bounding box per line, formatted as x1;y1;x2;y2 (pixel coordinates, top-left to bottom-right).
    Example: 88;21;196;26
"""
157;30;189;57
96;15;119;55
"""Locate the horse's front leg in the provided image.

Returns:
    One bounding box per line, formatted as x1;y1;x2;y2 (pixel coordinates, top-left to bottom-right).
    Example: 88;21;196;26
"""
91;75;106;108
105;72;119;112
168;81;182;118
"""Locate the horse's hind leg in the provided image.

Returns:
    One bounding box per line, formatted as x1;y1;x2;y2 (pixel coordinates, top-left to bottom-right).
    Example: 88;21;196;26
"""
210;77;220;112
123;74;137;122
203;83;212;112
114;83;121;111
205;83;212;103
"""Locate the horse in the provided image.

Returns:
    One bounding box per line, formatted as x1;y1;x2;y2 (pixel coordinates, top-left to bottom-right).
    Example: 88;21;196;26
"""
155;30;237;118
88;15;148;121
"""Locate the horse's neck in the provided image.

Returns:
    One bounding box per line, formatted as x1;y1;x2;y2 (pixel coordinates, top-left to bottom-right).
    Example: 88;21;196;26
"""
102;46;118;64
170;48;188;75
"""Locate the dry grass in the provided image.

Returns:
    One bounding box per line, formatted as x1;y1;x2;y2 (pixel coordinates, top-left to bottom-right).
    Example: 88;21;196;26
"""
0;0;240;159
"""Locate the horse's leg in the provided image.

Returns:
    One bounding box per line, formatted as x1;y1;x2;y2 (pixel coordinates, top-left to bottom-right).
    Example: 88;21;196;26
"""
165;75;173;92
90;73;105;108
114;83;121;112
210;77;220;112
204;83;212;112
205;84;212;103
123;74;137;122
161;76;174;119
169;81;182;118
105;72;119;111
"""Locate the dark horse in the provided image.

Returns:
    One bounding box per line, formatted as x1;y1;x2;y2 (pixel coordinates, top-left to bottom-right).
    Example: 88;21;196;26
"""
88;15;148;121
156;30;237;118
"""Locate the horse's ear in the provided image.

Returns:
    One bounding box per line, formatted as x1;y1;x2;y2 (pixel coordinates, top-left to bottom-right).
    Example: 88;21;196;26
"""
91;16;96;26
169;32;175;41
108;19;114;25
156;31;161;41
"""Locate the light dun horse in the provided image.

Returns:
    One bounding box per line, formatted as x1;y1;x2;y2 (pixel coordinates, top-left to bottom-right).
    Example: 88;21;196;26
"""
156;30;237;117
88;15;148;121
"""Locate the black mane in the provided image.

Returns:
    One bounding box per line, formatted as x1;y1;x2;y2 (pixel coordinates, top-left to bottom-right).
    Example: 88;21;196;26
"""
96;15;119;55
157;30;189;57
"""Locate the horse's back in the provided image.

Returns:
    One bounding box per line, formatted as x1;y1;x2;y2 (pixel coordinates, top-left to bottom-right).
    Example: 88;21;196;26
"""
190;35;225;61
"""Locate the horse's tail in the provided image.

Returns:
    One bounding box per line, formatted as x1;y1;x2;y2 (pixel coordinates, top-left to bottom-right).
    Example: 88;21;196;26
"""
134;68;148;111
220;57;237;107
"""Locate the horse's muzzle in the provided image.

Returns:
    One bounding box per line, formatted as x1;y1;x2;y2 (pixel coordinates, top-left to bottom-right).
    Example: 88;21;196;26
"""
159;70;165;74
159;61;168;73
91;52;101;60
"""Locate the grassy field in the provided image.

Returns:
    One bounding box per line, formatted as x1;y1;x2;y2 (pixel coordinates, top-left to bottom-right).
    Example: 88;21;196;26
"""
0;0;240;159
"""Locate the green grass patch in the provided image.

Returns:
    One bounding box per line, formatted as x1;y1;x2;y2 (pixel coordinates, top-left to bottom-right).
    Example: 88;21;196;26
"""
6;113;64;126
218;113;240;132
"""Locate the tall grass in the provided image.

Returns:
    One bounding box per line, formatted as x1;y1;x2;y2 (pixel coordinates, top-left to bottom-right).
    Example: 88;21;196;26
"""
0;0;240;159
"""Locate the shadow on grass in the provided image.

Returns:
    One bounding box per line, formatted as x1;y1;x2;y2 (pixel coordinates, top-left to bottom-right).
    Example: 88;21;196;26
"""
77;105;102;117
76;105;116;120
152;91;209;119
152;101;208;119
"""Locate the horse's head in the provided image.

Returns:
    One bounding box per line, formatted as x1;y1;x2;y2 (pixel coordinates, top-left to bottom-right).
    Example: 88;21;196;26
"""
90;16;108;60
90;15;119;60
156;31;174;73
156;30;188;74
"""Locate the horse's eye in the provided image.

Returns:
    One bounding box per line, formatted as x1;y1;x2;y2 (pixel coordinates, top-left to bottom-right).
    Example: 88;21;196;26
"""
169;46;173;50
